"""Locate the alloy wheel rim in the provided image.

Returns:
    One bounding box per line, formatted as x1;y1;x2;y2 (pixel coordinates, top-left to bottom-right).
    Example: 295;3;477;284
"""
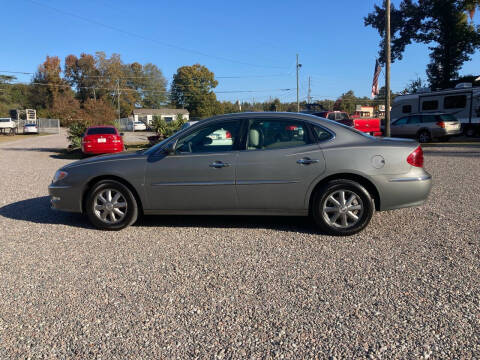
93;189;128;224
419;132;429;142
322;190;363;229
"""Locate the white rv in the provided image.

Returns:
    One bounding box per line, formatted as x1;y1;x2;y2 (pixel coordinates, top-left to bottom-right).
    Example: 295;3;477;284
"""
391;83;480;136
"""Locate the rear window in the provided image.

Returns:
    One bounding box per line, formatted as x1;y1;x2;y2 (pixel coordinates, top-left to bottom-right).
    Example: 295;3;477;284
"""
439;114;457;122
87;127;117;135
0;119;10;122
25;123;36;127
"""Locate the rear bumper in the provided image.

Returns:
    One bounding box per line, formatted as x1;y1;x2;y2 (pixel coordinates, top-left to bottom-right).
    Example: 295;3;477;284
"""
374;171;432;211
48;184;82;213
81;145;123;154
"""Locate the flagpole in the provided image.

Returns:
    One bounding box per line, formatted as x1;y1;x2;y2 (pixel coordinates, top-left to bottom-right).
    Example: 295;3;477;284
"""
385;0;391;137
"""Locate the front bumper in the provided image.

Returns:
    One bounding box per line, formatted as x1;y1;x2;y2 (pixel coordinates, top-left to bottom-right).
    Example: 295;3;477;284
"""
48;184;83;213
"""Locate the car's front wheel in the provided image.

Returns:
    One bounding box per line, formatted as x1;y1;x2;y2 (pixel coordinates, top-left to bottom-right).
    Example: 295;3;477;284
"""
312;179;374;236
85;180;138;230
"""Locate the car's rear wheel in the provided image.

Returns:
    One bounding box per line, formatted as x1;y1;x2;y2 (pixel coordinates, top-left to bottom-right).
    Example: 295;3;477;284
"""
85;180;138;230
417;130;431;143
312;179;374;236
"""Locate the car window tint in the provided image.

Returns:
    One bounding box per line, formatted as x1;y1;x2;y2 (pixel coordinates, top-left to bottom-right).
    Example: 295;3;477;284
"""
247;119;310;150
87;127;117;135
175;120;240;154
402;105;412;113
394;117;408;125
422;115;437;123
439;114;457;122
337;112;349;120
327;113;336;120
408;115;421;124
312;125;333;142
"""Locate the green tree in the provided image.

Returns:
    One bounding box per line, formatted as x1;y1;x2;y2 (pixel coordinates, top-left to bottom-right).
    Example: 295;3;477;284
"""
365;0;480;89
170;64;218;118
30;56;70;110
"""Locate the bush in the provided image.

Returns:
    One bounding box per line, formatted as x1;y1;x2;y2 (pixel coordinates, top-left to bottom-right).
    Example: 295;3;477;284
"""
67;121;88;150
151;113;186;139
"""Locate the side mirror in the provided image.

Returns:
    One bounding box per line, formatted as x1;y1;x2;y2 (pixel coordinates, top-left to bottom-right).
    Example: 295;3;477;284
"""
163;142;176;155
202;137;213;145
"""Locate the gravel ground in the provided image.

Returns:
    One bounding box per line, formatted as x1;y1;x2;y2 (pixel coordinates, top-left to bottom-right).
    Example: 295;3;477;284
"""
0;134;479;359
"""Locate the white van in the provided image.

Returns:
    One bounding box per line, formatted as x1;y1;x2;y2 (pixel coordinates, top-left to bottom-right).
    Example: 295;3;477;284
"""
391;84;480;136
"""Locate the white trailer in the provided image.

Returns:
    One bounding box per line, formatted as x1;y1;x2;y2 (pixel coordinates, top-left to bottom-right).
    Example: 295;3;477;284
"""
391;84;480;136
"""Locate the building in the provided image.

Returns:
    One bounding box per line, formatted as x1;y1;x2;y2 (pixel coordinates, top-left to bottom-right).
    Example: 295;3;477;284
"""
132;108;189;125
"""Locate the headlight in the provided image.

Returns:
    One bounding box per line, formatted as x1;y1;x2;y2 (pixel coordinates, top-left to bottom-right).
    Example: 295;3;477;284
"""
52;170;68;183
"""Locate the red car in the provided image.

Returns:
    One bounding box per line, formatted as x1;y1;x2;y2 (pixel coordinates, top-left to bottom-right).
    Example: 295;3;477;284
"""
81;126;124;155
311;111;382;136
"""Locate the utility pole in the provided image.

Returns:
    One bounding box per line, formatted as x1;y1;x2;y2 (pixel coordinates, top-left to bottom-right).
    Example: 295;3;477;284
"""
385;0;391;137
307;76;312;104
296;54;302;112
116;79;121;121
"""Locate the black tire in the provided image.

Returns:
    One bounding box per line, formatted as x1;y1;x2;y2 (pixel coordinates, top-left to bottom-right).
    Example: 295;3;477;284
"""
312;179;374;236
85;180;138;230
464;126;476;137
417;130;431;143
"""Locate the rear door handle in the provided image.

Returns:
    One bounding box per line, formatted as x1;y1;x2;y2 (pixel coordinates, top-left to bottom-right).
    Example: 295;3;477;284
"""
209;161;231;168
297;158;319;165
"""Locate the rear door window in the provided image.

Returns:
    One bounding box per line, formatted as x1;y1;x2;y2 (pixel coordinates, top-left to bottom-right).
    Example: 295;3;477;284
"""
246;119;311;150
422;115;437;123
312;125;334;142
408;115;421;124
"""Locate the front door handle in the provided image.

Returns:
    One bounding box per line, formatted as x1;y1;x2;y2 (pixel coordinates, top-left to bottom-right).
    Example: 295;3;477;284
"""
209;161;231;168
297;157;319;165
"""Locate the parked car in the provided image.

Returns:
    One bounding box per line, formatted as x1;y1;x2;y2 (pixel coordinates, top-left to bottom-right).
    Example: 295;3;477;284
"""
128;121;147;131
23;123;39;134
0;118;17;134
311;111;382;136
81;126;124;156
50;113;432;235
388;113;462;142
391;83;480;137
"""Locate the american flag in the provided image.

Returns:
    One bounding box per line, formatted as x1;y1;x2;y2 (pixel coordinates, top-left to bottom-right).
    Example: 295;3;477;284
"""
371;59;382;99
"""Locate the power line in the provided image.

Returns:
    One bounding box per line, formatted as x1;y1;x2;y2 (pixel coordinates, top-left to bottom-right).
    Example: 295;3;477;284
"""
25;0;290;70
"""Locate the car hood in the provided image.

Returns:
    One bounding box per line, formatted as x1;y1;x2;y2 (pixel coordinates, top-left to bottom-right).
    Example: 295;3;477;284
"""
63;151;147;169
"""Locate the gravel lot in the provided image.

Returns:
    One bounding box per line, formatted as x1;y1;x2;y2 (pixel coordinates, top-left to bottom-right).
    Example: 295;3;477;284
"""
0;133;479;359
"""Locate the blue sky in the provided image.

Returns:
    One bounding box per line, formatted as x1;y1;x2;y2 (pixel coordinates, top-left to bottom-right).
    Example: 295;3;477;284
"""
2;0;479;103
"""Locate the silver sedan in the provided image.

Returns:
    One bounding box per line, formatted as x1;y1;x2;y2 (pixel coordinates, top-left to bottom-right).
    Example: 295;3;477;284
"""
49;112;432;236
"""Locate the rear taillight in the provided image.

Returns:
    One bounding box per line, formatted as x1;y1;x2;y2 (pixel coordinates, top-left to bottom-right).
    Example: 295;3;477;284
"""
407;146;424;167
112;136;122;143
436;121;445;128
225;131;232;139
